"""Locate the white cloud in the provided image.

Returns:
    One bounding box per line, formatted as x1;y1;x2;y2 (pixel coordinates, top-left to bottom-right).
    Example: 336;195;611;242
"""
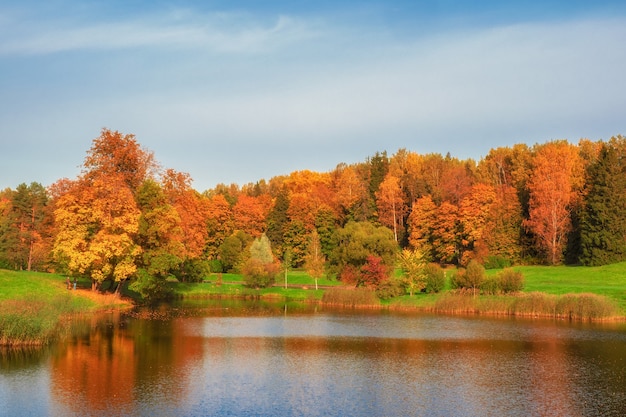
0;9;322;55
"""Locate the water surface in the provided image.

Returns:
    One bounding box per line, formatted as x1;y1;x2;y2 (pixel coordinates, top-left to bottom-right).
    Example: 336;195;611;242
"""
1;300;625;416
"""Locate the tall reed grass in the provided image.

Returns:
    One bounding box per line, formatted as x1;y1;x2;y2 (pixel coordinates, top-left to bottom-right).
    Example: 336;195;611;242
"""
0;297;71;346
432;291;620;321
321;288;380;308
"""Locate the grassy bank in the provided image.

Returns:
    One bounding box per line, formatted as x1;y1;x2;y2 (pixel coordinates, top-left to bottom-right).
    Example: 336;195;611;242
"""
0;270;131;346
172;264;626;321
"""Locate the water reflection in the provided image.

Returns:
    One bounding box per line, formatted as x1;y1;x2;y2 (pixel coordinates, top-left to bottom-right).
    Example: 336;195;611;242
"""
1;300;625;416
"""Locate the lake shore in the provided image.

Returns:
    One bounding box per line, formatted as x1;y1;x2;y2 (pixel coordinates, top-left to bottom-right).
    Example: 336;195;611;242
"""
2;264;626;346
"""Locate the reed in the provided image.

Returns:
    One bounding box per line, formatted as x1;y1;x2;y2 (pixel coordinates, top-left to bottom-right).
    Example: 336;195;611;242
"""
0;298;68;346
321;288;380;307
431;291;620;321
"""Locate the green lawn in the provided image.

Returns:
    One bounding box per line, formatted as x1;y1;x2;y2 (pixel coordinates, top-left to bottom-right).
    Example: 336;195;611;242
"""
513;263;626;311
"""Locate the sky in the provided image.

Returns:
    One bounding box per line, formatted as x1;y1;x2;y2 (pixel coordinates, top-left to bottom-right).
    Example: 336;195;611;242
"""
1;0;625;192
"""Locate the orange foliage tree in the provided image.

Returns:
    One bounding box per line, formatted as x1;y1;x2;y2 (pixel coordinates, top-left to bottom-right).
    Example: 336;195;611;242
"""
232;194;271;238
524;141;584;264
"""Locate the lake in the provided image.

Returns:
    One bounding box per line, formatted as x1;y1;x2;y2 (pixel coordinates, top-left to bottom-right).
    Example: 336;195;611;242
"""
1;299;625;416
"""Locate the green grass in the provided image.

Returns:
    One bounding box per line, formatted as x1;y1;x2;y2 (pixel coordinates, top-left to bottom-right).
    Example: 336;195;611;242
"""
512;263;626;312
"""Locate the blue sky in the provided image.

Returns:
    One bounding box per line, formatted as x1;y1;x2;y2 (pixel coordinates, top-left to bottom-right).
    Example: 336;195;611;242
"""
2;1;625;192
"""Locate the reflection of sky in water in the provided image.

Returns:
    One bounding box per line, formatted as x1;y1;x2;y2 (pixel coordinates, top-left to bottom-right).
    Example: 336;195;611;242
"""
186;313;626;344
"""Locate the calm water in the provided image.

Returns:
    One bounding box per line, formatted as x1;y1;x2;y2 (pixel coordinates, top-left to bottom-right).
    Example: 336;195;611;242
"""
1;300;625;417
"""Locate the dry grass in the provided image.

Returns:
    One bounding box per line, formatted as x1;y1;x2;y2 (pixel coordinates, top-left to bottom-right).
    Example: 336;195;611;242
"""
321;287;380;308
431;291;621;321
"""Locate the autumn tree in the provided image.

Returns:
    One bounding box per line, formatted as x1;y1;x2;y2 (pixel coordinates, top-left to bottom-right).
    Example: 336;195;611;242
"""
331;163;370;223
458;183;497;264
431;201;459;264
525;141;583;264
375;173;406;243
82;128;157;192
52;129;156;291
232;194;271;238
407;195;437;258
161;169;212;281
53;174;141;292
398;248;427;296
131;179;184;299
205;193;234;260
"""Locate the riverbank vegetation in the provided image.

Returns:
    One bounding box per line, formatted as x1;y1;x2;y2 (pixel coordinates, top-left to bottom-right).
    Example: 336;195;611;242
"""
0;270;131;346
168;263;626;320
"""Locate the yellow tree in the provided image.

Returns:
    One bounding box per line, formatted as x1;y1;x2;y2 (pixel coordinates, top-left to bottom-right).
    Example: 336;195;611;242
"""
525;141;584;264
397;248;427;296
375;173;406;242
53;174;141;292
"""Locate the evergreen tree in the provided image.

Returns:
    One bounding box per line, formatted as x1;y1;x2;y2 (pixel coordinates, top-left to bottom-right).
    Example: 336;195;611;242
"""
579;139;626;265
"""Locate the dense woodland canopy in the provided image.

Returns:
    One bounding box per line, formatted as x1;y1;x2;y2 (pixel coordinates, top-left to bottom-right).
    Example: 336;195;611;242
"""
2;128;626;295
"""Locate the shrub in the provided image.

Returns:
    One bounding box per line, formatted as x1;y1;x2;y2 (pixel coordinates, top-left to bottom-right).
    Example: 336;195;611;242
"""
376;278;405;300
452;260;485;295
424;263;446;293
480;276;501;295
175;259;210;283
360;255;389;288
498;268;524;293
338;265;360;286
242;258;280;289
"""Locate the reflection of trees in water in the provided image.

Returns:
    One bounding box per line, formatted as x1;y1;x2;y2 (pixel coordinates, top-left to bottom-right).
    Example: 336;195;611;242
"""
49;311;205;416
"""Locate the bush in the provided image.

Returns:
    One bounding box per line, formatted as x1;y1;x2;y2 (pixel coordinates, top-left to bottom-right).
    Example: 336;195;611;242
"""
480;276;501;295
376;278;405;300
242;258;280;289
452;260;485;295
424;264;446;293
498;268;524;293
175;259;210;283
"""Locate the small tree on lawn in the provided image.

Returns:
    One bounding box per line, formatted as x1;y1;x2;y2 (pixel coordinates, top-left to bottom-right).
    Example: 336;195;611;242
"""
243;233;280;288
456;260;485;296
398;248;427;296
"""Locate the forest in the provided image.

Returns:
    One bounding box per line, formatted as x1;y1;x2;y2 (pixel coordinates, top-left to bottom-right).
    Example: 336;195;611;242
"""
1;128;625;298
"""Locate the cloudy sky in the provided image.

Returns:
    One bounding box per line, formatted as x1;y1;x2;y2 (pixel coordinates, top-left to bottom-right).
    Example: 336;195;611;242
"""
1;0;625;192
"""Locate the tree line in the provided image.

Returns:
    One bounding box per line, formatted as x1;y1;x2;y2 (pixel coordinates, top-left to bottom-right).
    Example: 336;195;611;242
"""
1;129;625;296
